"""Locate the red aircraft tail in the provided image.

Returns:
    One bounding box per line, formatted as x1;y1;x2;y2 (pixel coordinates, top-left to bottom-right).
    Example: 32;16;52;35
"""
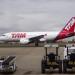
55;17;75;40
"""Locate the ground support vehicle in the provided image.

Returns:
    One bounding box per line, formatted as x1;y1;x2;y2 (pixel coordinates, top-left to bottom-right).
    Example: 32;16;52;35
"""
41;44;62;73
63;46;75;73
0;56;16;73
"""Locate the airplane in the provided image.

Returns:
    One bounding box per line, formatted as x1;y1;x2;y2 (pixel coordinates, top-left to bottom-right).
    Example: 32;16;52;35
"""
0;17;75;46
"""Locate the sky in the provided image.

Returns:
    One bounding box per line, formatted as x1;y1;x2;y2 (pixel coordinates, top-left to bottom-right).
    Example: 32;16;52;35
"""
0;0;75;34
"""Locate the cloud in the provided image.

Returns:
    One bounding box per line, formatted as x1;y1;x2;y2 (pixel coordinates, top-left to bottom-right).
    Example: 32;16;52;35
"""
0;0;75;33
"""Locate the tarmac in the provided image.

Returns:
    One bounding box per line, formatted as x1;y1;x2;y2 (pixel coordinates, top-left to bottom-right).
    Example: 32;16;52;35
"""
0;45;74;75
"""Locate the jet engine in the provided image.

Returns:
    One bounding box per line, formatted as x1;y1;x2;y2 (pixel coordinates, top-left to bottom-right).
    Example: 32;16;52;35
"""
20;38;30;44
39;38;46;42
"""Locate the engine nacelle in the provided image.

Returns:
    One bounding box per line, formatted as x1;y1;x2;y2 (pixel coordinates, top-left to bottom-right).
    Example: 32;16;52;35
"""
20;38;30;44
40;38;46;42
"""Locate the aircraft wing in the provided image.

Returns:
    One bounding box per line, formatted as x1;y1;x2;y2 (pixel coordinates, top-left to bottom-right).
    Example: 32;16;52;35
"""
29;35;45;42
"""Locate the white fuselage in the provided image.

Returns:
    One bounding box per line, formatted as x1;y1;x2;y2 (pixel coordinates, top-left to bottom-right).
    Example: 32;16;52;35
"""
0;32;59;42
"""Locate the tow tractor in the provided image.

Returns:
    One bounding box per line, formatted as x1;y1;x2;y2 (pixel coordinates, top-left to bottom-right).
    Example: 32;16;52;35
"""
63;46;75;73
41;44;62;73
0;56;16;73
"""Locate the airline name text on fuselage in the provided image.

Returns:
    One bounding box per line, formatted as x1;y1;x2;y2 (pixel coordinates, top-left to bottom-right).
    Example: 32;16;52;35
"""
12;33;26;38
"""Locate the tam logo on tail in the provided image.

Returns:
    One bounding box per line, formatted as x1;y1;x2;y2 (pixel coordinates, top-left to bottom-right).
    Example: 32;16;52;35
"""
55;17;75;40
64;17;75;32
